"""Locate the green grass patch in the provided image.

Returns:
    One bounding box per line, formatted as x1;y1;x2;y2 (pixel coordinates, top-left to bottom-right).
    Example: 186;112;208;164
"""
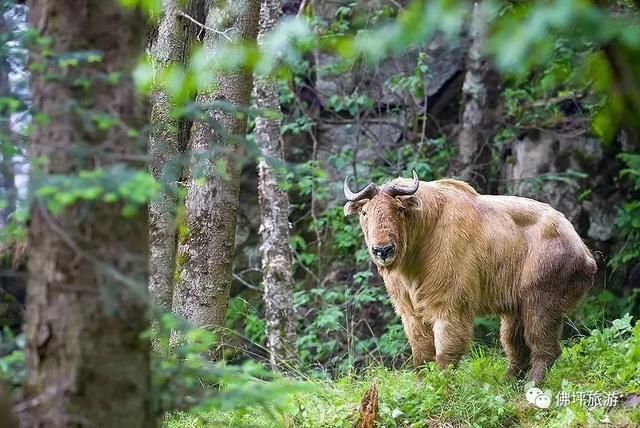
165;316;640;427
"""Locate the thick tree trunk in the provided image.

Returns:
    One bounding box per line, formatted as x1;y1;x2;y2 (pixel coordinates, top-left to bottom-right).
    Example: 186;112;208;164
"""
254;0;297;370
23;1;153;427
148;0;190;334
450;2;500;192
173;0;260;336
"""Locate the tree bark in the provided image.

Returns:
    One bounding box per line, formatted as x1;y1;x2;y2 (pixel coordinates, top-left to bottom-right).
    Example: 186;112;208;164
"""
254;0;297;370
23;1;153;427
173;0;261;337
450;2;500;192
148;0;190;337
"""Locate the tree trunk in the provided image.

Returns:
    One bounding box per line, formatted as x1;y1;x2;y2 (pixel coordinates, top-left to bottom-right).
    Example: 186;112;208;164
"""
23;1;153;427
450;2;500;192
254;0;297;370
173;0;261;337
148;0;190;337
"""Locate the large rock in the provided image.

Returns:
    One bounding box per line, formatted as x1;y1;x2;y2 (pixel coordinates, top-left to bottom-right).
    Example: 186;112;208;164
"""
312;31;466;191
315;39;465;109
312;0;466;109
502;129;621;245
315;111;407;191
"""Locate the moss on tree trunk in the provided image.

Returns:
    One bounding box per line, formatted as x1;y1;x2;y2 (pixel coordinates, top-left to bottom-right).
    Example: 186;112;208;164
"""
172;0;261;342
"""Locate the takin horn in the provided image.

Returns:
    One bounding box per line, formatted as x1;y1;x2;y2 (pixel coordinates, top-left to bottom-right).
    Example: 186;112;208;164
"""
384;170;420;197
343;176;379;202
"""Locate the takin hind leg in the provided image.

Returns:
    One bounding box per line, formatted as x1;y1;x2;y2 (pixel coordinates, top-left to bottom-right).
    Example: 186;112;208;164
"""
500;313;531;379
401;314;435;368
523;301;563;384
433;317;473;370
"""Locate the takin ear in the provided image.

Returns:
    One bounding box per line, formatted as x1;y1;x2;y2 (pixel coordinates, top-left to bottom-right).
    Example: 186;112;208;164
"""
344;200;366;217
398;195;422;212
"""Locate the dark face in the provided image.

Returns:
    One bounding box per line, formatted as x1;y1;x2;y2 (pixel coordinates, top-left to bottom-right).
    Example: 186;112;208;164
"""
344;193;421;268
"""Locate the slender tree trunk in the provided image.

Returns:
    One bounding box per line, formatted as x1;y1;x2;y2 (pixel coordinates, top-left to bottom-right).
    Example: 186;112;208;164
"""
173;0;260;337
23;1;153;427
254;0;297;370
148;0;189;335
451;2;500;192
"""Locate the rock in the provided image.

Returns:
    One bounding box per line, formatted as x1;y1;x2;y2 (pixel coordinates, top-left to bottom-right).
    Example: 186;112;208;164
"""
504;135;580;222
315;38;465;109
316;111;408;192
503;131;604;225
585;201;617;241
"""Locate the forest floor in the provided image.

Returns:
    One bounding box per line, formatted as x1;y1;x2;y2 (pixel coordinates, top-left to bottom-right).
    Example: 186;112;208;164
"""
166;315;640;427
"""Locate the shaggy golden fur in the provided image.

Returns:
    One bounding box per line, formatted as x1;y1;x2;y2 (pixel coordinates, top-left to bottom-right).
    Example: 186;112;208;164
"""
344;177;597;383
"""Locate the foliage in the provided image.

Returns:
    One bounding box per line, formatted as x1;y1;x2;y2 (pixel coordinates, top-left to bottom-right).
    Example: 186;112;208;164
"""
573;290;640;332
167;316;640;427
226;297;267;348
2;0;640;425
488;0;640;144
500;39;601;130
0;328;24;397
151;314;303;417
34;166;160;216
611;153;640;270
217;0;640;376
0;300;305;418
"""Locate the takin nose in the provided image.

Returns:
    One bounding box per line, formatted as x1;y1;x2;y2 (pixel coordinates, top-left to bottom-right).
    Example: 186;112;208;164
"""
372;244;396;260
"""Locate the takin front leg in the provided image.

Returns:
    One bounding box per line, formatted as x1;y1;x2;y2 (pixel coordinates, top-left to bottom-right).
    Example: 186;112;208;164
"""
433;317;473;370
401;314;435;369
500;313;531;379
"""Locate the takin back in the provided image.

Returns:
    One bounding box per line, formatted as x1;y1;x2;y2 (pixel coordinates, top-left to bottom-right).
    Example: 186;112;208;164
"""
344;171;597;383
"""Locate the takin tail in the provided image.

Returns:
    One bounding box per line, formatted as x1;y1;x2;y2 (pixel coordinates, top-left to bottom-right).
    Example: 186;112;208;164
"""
586;247;601;276
580;240;598;278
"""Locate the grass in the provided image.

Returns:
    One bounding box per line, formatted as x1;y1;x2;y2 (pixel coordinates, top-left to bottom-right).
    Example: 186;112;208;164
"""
165;315;640;427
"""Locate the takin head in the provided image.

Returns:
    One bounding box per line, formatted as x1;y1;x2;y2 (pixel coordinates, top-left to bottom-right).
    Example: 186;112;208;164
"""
343;171;422;268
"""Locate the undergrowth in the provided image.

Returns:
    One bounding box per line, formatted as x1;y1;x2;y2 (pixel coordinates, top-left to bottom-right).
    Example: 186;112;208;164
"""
166;315;640;427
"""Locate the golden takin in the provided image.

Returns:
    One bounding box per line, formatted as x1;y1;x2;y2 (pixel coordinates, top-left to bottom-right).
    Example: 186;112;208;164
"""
344;171;597;383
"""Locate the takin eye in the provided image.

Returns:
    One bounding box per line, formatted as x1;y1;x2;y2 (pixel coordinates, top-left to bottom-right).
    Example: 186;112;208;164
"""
398;206;406;215
361;210;367;217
